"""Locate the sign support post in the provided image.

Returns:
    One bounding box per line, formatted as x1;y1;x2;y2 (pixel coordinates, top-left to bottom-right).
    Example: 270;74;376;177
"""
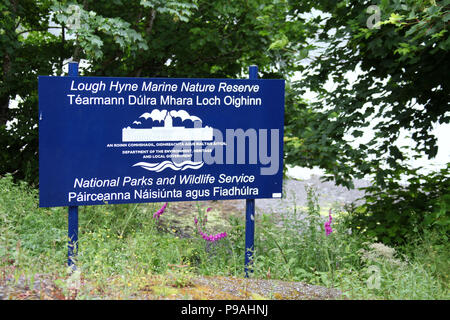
67;62;79;270
245;65;258;278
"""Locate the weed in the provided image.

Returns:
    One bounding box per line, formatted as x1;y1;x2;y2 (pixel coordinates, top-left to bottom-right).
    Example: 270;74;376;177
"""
0;175;448;299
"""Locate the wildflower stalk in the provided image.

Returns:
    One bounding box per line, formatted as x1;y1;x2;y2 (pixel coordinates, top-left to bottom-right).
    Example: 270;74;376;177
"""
263;228;293;278
119;203;139;238
324;210;333;236
194;207;227;243
323;209;334;286
324;242;334;287
153;202;167;220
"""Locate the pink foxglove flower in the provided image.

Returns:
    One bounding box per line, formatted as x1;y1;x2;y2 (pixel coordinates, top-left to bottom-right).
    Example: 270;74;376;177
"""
194;207;227;242
197;229;227;242
324;209;333;236
153;202;168;219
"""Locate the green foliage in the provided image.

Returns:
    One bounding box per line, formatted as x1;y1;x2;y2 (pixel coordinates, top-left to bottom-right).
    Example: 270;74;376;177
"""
347;164;449;245
250;186;449;299
1;175;448;299
0;174;66;254
252;187;363;285
1;0;316;184
283;84;352;187
338;239;449;299
293;0;449;184
51;1;149;60
282;0;450;247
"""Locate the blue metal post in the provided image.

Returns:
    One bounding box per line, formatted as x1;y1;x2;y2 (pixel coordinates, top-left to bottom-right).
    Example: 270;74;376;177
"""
68;62;79;269
245;65;258;277
68;206;78;269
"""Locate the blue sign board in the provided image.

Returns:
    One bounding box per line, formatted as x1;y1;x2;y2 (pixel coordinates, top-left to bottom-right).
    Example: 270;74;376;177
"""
38;76;285;207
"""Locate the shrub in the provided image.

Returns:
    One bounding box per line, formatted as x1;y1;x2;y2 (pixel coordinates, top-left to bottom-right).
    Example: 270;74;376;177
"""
347;164;449;245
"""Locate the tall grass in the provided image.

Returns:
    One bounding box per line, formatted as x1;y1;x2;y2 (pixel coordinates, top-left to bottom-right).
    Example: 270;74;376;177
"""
0;174;448;299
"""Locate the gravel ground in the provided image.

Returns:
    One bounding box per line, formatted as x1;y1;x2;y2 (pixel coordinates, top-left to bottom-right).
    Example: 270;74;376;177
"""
193;276;343;300
0;273;58;300
228;176;371;216
0;273;344;300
